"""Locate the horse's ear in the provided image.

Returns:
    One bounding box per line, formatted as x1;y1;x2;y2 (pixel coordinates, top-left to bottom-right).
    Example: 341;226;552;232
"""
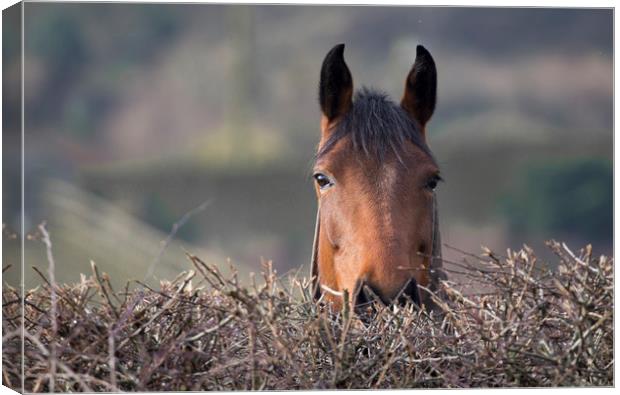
319;44;353;124
401;45;437;130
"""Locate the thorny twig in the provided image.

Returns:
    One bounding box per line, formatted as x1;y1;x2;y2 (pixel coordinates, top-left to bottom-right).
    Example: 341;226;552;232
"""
2;240;613;391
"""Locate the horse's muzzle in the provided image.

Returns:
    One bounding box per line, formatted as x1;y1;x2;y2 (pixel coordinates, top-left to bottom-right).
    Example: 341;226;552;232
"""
353;277;421;315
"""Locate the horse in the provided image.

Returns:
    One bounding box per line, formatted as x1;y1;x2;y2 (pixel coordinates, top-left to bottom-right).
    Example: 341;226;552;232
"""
310;43;446;313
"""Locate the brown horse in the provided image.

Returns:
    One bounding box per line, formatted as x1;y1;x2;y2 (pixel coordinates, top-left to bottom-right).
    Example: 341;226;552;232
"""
310;44;446;313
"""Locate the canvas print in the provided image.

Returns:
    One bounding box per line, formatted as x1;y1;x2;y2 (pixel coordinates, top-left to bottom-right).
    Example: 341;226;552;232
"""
2;2;613;391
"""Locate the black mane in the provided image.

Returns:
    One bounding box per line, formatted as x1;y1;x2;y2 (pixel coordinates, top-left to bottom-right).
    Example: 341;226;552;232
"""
316;88;434;164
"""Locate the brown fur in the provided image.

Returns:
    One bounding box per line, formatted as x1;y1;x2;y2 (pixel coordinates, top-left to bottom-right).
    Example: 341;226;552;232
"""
314;44;440;311
314;136;438;310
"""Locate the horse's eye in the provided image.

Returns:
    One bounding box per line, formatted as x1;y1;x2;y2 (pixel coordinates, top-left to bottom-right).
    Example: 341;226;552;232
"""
313;173;333;190
426;175;442;191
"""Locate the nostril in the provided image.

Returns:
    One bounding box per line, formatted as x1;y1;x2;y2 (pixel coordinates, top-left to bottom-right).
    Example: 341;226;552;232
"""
354;282;369;307
397;277;421;306
353;280;384;315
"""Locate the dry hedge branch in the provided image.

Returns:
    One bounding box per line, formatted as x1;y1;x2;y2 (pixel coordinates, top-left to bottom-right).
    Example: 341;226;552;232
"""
2;241;613;391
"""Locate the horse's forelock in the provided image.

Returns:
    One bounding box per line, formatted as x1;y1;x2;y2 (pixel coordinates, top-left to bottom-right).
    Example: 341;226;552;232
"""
315;88;436;166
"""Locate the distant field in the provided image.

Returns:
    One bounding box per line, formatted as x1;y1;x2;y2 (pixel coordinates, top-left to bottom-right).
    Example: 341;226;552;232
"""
3;179;256;291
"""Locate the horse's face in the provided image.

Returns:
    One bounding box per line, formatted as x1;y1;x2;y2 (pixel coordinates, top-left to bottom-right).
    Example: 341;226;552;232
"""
313;133;440;306
312;44;439;310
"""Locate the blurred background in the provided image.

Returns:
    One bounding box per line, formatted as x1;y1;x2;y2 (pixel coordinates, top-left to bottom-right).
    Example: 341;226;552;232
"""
3;4;613;289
